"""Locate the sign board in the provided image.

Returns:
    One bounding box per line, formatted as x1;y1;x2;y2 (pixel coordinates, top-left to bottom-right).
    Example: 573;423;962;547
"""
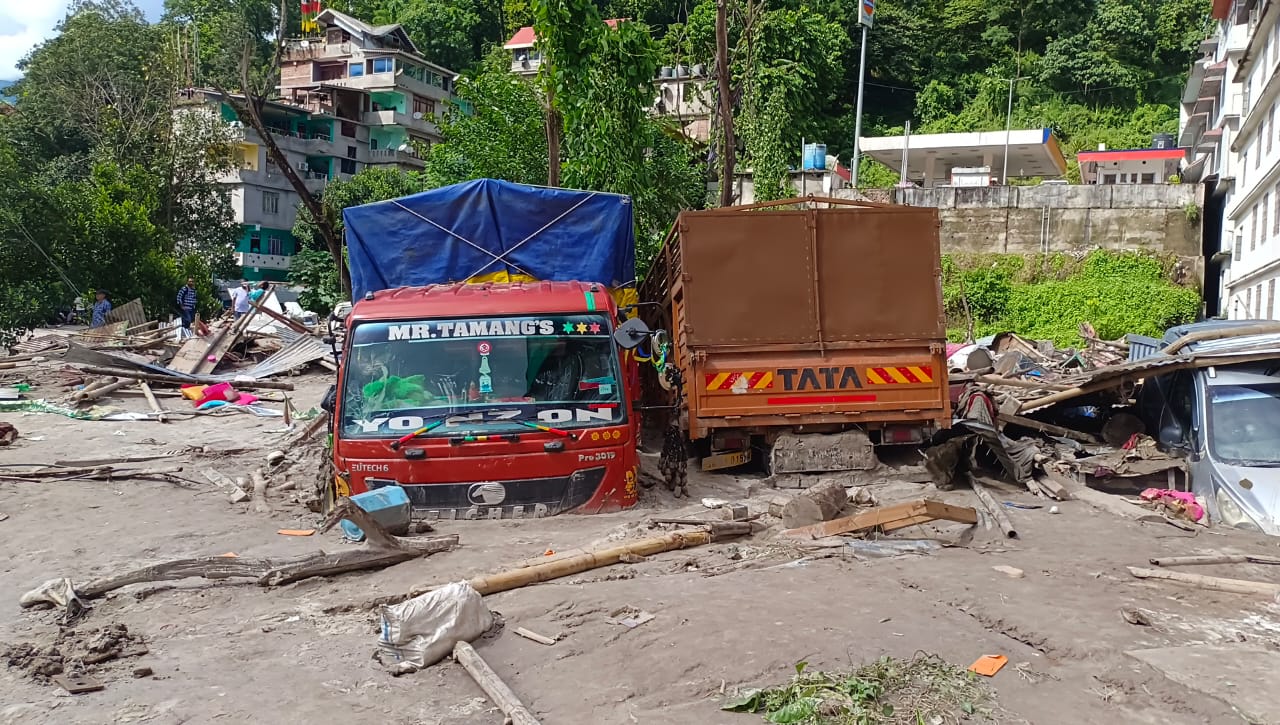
858;0;876;28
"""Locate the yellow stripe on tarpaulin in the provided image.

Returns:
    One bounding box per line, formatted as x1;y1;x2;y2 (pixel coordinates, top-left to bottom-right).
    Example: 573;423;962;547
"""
706;372;730;390
886;367;911;384
465;272;638;317
909;366;933;383
865;368;887;385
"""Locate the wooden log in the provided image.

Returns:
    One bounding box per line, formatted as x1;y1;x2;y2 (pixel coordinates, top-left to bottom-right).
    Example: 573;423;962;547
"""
74;366;296;391
997;412;1098;443
453;641;542;725
257;537;458;586
781;479;847;529
781;499;978;539
1127;566;1280;597
251;470;270;514
970;479;1018;539
1149;554;1280;567
76;554;313;599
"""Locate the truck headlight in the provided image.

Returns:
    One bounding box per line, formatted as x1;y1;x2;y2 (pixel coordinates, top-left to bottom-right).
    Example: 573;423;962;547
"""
1215;487;1263;532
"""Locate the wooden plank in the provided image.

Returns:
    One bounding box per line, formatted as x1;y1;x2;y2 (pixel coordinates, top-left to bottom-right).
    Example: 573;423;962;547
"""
103;298;147;327
781;498;977;539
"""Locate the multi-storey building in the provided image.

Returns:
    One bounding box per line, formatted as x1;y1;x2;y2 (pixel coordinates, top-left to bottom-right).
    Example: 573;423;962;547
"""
503;22;713;140
1184;0;1280;318
178;9;458;282
280;9;457;165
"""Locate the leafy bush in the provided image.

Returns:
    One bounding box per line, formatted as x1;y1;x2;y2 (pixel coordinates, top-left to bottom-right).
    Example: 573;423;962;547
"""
943;250;1201;346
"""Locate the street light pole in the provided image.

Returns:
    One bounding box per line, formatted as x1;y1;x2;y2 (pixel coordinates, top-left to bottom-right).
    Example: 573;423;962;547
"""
851;24;869;190
1002;76;1015;185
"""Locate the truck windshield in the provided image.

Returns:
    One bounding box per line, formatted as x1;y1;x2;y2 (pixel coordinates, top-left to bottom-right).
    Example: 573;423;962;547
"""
1210;383;1280;466
340;314;624;439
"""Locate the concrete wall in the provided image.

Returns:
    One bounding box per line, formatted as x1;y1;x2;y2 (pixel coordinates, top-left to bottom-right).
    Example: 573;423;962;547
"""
836;185;1205;282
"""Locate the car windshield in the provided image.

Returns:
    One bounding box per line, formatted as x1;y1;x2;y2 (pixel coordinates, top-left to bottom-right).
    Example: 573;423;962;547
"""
1209;383;1280;466
340;314;624;439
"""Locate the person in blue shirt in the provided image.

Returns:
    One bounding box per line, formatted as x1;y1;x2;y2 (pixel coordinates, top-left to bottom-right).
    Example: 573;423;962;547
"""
90;290;112;328
176;278;198;329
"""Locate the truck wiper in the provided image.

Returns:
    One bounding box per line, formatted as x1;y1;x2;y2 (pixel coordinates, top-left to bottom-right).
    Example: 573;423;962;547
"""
516;419;578;440
389;419;445;450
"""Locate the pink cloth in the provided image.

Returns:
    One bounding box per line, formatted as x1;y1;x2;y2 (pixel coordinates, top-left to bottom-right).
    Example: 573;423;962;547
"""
1140;488;1205;522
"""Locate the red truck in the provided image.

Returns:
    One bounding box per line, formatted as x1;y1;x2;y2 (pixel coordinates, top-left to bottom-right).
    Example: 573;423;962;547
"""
320;180;642;519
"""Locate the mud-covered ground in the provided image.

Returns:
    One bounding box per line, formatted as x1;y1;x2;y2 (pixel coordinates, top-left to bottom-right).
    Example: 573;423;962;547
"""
2;368;1279;724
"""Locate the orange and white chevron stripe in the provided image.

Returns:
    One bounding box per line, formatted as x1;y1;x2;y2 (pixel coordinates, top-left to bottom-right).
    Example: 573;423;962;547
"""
864;365;934;385
704;371;775;391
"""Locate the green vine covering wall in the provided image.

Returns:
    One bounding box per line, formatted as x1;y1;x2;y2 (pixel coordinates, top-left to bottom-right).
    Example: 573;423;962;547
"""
942;250;1201;346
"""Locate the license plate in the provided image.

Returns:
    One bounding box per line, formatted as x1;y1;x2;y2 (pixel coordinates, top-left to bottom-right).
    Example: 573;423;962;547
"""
702;449;752;471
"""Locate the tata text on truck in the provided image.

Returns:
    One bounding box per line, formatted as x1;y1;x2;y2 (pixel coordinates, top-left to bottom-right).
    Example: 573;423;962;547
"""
324;179;641;519
638;198;951;487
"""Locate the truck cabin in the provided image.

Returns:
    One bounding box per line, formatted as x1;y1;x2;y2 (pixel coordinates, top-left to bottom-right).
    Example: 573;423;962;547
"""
336;281;631;445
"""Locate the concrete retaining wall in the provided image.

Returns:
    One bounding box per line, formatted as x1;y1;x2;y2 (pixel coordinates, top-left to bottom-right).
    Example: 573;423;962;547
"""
836;185;1205;275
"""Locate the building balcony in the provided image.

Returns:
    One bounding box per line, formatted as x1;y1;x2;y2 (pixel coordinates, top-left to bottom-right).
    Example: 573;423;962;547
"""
235;252;293;271
1179;111;1209;147
363;109;441;137
368;148;426;168
510;56;543;76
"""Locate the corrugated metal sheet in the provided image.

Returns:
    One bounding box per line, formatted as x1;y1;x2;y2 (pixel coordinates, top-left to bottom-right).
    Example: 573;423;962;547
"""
1185;333;1280;355
240;329;332;379
1126;334;1161;362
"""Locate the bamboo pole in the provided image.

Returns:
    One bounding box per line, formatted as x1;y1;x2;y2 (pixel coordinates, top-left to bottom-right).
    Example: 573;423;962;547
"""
467;529;716;596
1127;566;1280;597
139;382;167;423
1149;554;1280;567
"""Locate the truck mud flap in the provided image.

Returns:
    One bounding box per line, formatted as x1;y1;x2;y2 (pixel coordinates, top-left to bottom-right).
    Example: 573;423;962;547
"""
769;430;877;474
369;467;608;519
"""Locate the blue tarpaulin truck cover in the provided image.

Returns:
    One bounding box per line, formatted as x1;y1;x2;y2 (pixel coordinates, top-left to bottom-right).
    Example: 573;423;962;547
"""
343;178;636;300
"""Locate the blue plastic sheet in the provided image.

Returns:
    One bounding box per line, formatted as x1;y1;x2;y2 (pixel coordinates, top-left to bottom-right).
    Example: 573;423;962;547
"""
343;179;636;300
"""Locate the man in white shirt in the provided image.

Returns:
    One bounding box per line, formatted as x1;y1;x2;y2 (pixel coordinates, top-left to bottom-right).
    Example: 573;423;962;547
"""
229;281;251;319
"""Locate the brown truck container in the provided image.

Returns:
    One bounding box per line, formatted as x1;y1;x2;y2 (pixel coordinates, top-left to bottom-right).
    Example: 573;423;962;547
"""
641;198;950;468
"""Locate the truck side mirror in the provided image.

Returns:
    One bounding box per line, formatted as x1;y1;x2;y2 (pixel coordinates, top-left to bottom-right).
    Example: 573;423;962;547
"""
613;317;651;350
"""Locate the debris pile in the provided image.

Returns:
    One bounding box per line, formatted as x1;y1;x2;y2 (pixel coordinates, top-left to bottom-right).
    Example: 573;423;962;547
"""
937;321;1280;534
0;291;334;423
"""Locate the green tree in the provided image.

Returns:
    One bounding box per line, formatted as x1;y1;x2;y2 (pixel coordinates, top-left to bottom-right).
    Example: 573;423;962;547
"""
291;167;428;304
424;50;548;187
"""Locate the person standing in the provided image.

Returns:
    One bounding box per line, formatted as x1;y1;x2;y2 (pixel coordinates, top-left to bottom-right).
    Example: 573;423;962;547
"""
229;281;251;319
176;277;198;329
90;290;112;328
249;280;271;304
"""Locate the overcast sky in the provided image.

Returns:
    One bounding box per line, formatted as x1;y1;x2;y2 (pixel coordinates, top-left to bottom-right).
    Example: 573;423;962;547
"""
0;0;165;82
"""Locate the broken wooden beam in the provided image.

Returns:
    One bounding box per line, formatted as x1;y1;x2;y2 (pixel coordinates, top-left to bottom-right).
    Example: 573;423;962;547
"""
453;641;542;725
781;499;977;539
997;412;1099;443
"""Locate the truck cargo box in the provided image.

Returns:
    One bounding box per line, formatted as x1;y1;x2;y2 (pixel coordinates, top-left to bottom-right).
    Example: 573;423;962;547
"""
644;199;950;442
